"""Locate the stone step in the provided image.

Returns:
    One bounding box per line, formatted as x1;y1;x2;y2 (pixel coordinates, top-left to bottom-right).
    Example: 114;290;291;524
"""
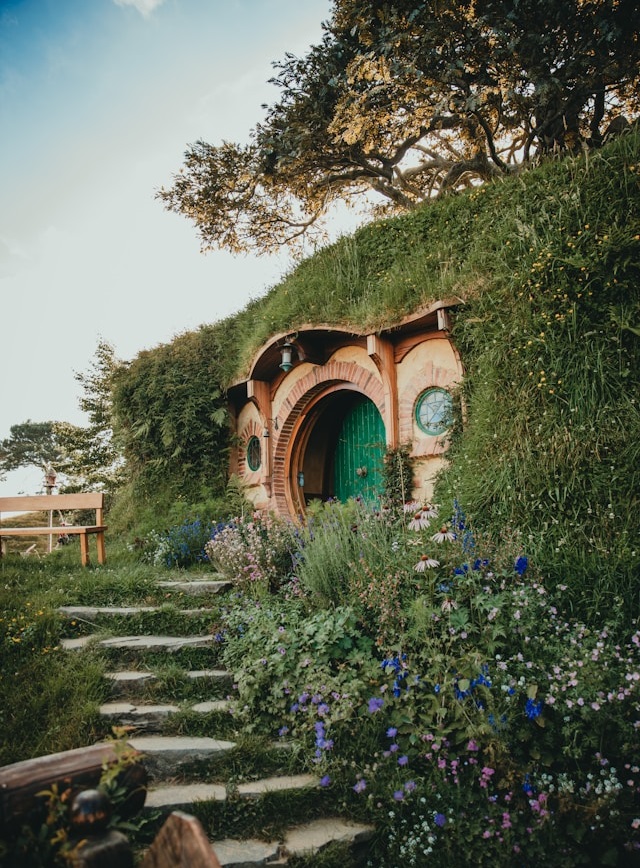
59;605;211;619
156;579;232;596
127;735;236;778
211;818;374;868
145;782;227;811
105;668;231;697
99;699;231;730
144;774;317;812
61;634;215;652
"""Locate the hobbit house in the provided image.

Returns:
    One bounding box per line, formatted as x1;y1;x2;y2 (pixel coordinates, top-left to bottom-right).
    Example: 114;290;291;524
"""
228;300;462;517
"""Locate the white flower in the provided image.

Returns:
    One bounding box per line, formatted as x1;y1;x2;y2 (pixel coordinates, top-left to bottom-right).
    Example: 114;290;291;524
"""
409;511;430;531
431;525;456;543
403;501;421;513
414;555;440;572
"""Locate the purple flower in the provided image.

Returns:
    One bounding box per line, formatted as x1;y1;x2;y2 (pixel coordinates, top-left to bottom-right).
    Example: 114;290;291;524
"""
278;726;289;737
319;775;331;787
398;755;409;767
317;703;330;716
393;790;405;801
353;778;367;794
368;697;384;714
386;727;398;738
404;780;416;792
434;813;447;827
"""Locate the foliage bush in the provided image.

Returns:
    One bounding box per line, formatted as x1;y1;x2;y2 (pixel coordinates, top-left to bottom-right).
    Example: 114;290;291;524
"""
205;511;299;594
219;500;640;865
142;517;224;568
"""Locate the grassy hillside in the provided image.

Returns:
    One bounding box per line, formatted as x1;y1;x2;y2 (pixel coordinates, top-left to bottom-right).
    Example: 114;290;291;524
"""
112;128;640;621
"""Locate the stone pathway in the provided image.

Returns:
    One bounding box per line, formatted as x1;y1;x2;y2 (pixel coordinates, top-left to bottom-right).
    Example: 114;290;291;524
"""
59;576;374;866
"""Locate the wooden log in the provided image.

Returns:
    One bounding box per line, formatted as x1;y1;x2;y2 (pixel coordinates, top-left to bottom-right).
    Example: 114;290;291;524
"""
139;811;222;868
0;743;147;830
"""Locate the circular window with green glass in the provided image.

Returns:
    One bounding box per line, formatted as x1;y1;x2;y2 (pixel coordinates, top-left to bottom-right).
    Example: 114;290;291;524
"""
246;435;262;471
415;388;453;435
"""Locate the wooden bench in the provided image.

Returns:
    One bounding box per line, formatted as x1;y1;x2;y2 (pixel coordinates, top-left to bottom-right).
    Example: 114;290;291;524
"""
0;493;107;566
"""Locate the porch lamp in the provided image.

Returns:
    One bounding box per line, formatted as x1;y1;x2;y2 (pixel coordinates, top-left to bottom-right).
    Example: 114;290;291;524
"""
279;340;295;372
297;470;305;487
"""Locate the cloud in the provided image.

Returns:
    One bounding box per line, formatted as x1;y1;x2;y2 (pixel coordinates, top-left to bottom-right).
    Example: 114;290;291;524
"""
113;0;166;17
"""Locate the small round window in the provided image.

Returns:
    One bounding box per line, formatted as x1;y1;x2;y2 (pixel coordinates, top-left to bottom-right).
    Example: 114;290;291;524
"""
415;388;453;435
246;435;261;472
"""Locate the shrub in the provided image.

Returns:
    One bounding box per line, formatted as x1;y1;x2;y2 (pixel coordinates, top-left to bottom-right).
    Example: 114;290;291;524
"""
219;501;640;865
143;518;223;568
205;511;298;594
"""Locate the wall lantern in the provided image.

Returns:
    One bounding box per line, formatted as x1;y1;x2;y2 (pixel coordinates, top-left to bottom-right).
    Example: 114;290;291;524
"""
297;470;305;488
279;340;295;372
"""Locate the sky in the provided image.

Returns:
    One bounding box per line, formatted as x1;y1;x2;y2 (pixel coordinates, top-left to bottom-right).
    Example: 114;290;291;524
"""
0;0;346;496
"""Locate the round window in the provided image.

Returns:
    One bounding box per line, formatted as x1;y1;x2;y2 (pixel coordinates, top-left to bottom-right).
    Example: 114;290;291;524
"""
246;435;261;472
415;388;453;435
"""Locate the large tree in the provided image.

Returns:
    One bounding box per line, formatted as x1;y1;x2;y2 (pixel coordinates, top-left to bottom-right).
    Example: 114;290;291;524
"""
158;0;640;254
0;421;63;482
54;340;125;492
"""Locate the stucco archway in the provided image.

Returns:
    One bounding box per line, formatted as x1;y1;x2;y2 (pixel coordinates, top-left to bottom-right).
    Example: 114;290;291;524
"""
270;361;386;516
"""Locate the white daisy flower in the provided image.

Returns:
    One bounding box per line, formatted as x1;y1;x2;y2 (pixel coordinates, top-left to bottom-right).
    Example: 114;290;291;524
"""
431;525;456;543
414;555;440;572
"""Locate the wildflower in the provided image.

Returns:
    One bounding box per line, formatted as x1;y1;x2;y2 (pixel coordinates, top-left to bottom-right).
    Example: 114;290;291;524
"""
319;775;331;788
404;780;416;792
398;755;409;767
353;778;367;794
514;556;529;575
278;726;289;737
403;501;421;514
525;698;544;720
386;727;398;738
415;555;440;571
368;697;384;713
434;813;447;827
431;525;456;543
442;598;458;613
393;790;405;801
409;511;431;531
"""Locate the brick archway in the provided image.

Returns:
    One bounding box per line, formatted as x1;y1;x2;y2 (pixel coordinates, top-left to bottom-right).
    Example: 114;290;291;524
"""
271;361;385;516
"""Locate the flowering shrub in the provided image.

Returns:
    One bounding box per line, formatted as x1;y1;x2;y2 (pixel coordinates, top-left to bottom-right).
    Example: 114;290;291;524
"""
220;597;377;738
143;518;224;568
205;511;298;594
218;499;640;864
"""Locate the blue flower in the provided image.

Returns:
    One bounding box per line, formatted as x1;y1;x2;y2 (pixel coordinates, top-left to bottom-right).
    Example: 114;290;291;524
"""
386;727;398;738
514;556;529;576
525;698;544;720
368;697;384;713
434;813;447;828
319;775;331;787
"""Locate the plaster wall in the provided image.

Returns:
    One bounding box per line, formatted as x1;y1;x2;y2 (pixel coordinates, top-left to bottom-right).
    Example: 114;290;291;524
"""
237;401;270;510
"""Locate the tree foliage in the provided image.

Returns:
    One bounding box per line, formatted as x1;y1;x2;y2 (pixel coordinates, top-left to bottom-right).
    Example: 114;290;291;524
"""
54;340;125;493
159;0;640;254
0;421;62;482
111;327;230;499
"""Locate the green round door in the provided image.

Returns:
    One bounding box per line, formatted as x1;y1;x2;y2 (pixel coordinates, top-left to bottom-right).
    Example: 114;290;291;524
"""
333;397;385;503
